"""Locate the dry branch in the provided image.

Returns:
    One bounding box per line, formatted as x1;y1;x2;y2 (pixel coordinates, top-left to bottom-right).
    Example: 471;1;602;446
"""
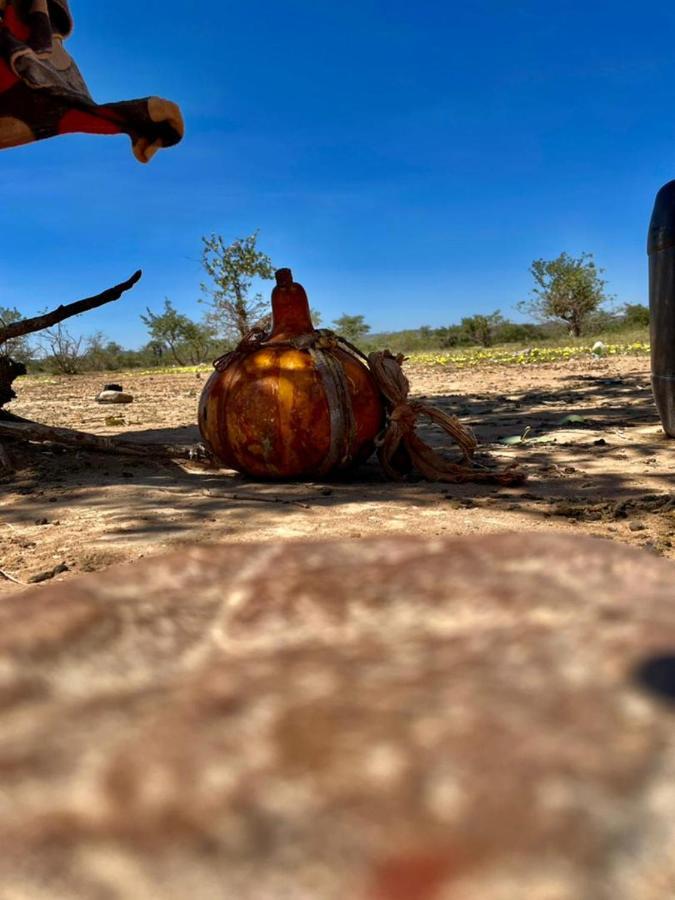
0;271;142;345
205;491;313;510
0;419;207;462
0;568;25;585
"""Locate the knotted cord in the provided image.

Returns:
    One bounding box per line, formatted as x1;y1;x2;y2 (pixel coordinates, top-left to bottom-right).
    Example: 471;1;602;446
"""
368;350;525;485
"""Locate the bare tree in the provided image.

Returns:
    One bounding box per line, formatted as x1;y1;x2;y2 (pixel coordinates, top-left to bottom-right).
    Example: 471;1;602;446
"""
42;324;84;374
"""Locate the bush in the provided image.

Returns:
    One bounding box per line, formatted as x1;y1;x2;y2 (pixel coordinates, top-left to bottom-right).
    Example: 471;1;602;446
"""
623;303;650;328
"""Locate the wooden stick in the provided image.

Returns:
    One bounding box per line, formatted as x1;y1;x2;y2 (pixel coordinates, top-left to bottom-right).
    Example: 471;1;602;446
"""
202;489;314;510
0;271;142;344
227;492;312;510
0;419;207;461
0;568;25;585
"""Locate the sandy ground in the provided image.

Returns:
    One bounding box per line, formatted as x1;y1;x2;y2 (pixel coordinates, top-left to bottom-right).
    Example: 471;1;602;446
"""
0;355;672;594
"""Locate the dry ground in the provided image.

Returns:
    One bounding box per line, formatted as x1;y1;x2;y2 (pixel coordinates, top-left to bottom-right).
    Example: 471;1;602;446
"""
0;355;672;593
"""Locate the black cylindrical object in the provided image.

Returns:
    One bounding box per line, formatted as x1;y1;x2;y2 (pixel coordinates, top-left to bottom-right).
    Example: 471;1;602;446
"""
648;180;675;437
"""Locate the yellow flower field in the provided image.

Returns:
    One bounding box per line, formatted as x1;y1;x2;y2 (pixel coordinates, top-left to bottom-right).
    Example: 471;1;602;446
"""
407;341;650;369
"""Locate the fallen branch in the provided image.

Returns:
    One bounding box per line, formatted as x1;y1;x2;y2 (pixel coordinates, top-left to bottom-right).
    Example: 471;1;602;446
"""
0;568;25;585
0;271;142;344
203;489;312;509
0;419;207;461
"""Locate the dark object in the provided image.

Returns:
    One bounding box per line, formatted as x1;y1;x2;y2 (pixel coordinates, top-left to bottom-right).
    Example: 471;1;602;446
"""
104;384;124;393
634;654;675;705
27;563;69;585
648;181;675;437
0;355;26;407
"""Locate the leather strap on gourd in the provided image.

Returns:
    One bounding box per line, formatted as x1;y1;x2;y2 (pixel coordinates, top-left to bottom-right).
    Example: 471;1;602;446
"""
368;350;526;485
309;346;357;475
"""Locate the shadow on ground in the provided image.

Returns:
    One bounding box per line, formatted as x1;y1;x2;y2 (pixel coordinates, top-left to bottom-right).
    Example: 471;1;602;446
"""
2;371;671;538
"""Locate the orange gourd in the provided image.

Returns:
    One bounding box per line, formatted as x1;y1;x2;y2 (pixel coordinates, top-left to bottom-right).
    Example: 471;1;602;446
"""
198;269;385;479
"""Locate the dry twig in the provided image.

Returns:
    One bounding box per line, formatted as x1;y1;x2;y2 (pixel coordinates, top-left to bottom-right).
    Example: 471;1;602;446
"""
0;419;206;461
205;491;313;510
0;271;142;345
0;568;25;585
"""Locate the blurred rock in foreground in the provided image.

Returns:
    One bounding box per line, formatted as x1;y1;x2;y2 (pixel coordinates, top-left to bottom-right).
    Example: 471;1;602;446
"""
0;533;674;899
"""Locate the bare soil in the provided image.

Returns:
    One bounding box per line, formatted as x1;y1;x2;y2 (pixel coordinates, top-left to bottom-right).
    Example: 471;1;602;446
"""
1;355;672;594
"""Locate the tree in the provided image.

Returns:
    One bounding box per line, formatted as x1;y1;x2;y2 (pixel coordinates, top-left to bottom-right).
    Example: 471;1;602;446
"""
84;333;135;371
332;314;371;344
437;324;471;348
0;307;31;362
494;321;546;343
180;320;219;364
41;324;84;375
519;252;611;337
141;299;216;366
460;311;504;347
200;231;274;340
623;303;650;328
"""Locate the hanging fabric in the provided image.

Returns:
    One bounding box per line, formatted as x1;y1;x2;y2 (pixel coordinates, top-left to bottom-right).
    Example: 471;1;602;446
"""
0;0;183;162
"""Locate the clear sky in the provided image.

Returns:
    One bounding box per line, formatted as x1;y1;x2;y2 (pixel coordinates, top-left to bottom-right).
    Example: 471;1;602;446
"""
2;0;674;346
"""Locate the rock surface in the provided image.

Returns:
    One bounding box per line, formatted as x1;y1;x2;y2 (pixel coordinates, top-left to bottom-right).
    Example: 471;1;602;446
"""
95;389;134;404
0;533;674;899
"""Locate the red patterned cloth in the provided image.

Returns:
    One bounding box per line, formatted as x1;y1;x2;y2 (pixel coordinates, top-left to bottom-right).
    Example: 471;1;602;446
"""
0;0;183;161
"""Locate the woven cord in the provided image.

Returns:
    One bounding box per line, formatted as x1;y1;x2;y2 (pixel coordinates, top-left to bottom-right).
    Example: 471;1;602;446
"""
368;350;526;485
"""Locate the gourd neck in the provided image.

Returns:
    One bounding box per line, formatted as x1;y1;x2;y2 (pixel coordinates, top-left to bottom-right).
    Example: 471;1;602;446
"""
268;268;314;341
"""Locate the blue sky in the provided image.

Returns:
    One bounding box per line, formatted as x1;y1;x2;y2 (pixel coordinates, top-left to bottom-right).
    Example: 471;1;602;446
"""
2;0;674;346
